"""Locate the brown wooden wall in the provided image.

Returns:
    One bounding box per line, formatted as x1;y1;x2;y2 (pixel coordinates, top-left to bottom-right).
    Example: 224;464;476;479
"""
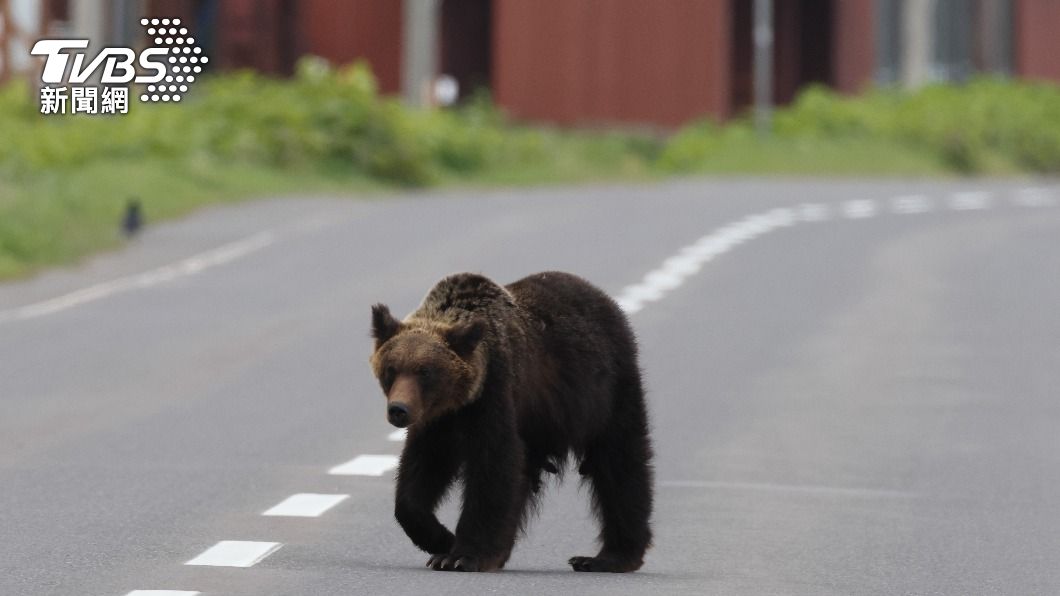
1014;0;1060;82
492;0;732;127
300;0;403;93
216;0;297;75
150;0;403;91
833;0;875;94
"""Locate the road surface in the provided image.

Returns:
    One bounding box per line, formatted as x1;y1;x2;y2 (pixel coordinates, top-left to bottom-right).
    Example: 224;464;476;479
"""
1;178;1058;595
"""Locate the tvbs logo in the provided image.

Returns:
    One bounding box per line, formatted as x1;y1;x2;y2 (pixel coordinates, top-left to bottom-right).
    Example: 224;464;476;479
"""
31;17;208;115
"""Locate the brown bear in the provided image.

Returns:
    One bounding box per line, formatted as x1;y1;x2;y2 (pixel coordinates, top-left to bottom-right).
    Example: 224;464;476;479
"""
369;271;653;572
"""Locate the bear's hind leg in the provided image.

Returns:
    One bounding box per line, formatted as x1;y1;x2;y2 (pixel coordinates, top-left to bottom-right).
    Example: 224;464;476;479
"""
570;380;653;572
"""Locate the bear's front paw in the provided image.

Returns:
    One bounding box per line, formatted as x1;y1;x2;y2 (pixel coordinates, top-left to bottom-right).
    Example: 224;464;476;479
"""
426;553;499;572
568;553;643;573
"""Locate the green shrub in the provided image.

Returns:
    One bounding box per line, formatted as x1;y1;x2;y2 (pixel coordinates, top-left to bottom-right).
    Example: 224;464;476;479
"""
0;59;592;187
0;59;659;279
663;78;1060;175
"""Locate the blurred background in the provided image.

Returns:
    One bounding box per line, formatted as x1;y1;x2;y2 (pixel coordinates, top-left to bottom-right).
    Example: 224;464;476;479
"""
1;0;1059;280
3;1;1059;121
2;4;1060;595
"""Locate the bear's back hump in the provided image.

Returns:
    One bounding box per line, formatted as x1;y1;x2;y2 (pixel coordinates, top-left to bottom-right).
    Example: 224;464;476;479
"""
506;272;630;349
415;272;514;322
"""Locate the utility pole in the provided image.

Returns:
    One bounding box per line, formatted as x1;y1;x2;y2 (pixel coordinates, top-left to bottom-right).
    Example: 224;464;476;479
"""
901;0;934;88
1;0;45;86
976;0;1010;75
753;0;773;136
0;0;9;85
402;0;439;107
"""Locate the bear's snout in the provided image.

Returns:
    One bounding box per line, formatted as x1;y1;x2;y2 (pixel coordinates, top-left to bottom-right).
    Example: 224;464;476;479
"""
388;402;410;427
386;375;422;427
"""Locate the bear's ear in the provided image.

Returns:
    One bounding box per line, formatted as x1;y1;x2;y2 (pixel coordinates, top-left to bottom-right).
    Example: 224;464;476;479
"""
371;303;401;348
444;319;485;358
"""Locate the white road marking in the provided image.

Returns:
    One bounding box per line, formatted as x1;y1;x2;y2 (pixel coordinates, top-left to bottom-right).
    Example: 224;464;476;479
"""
125;592;200;596
659;480;917;499
842;199;877;219
262;493;349;517
1013;187;1056;207
797;203;831;222
947;190;992;210
614;208;794;314
328;454;399;476
613;186;1060;316
891;194;932;214
185;541;281;568
83;186;1056;589
0;231;276;324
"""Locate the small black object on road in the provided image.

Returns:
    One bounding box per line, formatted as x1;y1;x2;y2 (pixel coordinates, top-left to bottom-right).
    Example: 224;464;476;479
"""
122;198;143;237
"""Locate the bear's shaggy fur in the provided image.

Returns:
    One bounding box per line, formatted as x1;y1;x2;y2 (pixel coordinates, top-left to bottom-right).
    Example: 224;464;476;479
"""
369;271;653;572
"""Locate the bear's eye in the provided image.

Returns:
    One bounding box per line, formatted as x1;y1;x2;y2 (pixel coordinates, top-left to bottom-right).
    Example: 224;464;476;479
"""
417;366;433;381
383;366;397;384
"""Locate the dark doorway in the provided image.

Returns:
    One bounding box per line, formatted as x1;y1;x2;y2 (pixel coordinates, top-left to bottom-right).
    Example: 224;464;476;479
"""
440;0;492;101
731;0;835;114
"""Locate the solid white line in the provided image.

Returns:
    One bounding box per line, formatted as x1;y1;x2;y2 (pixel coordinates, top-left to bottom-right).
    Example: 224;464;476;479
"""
185;540;281;568
0;231;276;324
891;194;932;214
659;480;917;499
262;493;349;517
948;190;992;210
388;428;408;441
125;592;200;596
328;454;399;476
842;199;877;219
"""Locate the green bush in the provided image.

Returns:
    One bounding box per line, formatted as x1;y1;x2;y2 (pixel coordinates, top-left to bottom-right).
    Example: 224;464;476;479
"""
662;78;1060;175
0;59;654;279
0;59;569;186
1;64;1057;281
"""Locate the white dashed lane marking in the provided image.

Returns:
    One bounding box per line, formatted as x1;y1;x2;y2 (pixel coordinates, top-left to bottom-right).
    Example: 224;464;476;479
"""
948;190;992;210
262;493;349;517
185;541;282;568
797;203;831;222
842;199;877;219
1014;187;1057;207
328;454;399;476
891;194;933;214
615;208;794;314
615;186;1057;315
23;183;1051;594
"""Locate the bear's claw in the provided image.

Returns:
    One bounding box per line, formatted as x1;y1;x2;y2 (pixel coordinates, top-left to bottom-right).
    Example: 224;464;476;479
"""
427;554;479;572
568;554;643;573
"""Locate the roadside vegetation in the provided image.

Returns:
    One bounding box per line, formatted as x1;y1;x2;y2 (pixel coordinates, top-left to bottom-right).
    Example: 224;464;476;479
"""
1;58;1057;280
660;79;1060;176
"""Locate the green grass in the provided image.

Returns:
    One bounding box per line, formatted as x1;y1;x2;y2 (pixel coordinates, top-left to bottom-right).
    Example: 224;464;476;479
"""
658;129;957;176
1;64;1058;282
0;159;383;279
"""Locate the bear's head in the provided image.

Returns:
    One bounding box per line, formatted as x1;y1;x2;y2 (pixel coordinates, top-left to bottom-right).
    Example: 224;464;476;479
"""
369;304;486;429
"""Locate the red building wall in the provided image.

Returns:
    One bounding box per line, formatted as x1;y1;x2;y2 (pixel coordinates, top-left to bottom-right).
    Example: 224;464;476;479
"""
833;0;875;94
300;0;403;93
1014;0;1060;82
215;0;295;75
492;0;732;127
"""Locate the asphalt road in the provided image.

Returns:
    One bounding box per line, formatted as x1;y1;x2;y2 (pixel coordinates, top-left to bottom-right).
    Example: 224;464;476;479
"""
1;178;1058;596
